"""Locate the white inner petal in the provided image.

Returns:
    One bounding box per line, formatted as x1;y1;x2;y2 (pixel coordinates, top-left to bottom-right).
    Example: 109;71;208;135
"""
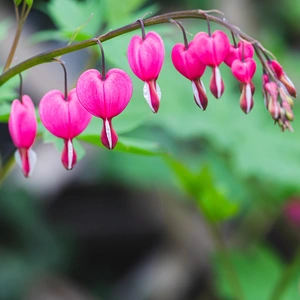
201;80;207;94
143;82;155;113
14;149;22;171
105;119;112;149
215;67;222;99
245;83;252;114
67;139;73;170
156;82;162;101
192;81;203;110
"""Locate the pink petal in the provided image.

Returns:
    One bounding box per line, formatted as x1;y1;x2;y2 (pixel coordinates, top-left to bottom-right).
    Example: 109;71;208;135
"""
76;68;133;119
224;45;239;67
61;138;77;170
127;31;165;81
210;66;224;99
231;58;256;84
143;80;161;113
240;83;254;114
237;41;254;60
39;88;92;139
101;118;118;150
192;79;207;110
14;147;37;178
171;40;206;80
8;95;37;149
195;30;229;67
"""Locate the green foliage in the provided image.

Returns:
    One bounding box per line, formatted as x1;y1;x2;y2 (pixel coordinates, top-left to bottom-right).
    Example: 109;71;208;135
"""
214;245;300;300
33;0;105;43
166;157;239;222
14;0;22;6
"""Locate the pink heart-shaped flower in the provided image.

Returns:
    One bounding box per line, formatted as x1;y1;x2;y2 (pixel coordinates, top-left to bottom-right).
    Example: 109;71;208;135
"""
194;30;230;67
231;58;256;84
39;88;92;139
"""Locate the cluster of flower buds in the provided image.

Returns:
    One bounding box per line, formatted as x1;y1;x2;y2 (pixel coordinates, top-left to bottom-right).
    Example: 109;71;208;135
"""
262;60;297;131
7;16;297;177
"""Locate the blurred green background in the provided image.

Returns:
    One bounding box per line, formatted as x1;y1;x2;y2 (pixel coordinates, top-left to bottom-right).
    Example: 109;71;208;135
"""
0;0;300;299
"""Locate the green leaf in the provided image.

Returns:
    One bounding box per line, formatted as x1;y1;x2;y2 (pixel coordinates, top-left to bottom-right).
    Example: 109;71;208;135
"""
26;0;33;7
214;245;300;300
42;0;105;37
0;103;11;122
14;0;22;6
78;134;163;156
67;13;94;45
166;157;239;222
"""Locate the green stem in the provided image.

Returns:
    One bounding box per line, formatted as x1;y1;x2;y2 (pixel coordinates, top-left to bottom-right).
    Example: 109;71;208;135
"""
0;9;261;86
2;1;32;73
269;248;300;300
210;224;245;300
2;24;24;72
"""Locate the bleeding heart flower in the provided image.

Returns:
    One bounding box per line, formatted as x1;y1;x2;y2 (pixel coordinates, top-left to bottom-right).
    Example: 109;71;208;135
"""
231;58;257;114
194;30;230;99
76;68;133;149
269;60;297;98
127;31;164;113
224;41;254;67
8;95;37;177
171;40;207;110
39;88;92;170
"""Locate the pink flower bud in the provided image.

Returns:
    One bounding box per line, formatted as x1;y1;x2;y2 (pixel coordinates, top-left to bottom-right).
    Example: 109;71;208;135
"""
269;60;297;97
8;95;37;177
171;40;207;110
76;68;133;149
224;41;254;67
239;83;254;114
39;88;92;170
194;30;230;99
127;31;164;113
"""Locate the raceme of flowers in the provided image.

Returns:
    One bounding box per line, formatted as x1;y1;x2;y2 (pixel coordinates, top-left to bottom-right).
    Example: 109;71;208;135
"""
8;20;297;177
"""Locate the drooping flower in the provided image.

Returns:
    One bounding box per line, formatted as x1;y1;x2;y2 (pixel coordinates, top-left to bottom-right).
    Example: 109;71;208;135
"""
39;88;92;170
231;58;257;113
171;39;207;110
8;95;37;177
76;68;133;149
224;41;254;67
127;31;164;113
268;60;297;97
194;30;230;99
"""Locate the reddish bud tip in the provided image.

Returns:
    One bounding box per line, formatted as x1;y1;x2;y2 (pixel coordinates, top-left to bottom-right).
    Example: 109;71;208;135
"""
210;66;224;99
101;119;118;150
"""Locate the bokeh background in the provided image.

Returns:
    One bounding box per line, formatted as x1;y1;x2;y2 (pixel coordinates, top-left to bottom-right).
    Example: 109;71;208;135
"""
0;0;300;299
